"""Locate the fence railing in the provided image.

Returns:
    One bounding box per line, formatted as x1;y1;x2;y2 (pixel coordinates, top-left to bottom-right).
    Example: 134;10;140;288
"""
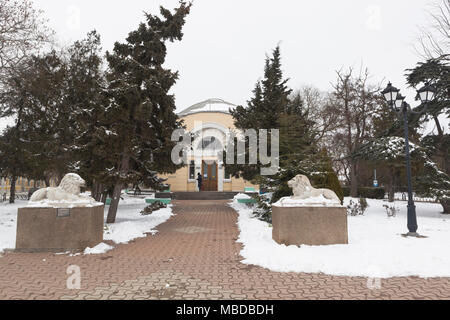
0;192;29;203
385;192;438;203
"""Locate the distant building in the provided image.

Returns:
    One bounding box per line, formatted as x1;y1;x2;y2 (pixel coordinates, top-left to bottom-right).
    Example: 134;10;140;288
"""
1;177;39;195
159;98;258;192
0;177;56;199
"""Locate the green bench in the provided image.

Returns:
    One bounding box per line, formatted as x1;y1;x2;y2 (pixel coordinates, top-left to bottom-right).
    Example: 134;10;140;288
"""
237;198;258;204
146;198;172;205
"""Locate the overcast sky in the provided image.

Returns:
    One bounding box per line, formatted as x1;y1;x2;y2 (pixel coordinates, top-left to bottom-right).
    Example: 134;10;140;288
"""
31;0;437;113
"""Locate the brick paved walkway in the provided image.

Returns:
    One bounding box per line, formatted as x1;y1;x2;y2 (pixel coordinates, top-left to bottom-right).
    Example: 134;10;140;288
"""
0;200;449;300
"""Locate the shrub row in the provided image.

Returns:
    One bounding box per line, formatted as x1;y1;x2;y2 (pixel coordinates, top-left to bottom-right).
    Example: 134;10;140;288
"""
342;186;385;199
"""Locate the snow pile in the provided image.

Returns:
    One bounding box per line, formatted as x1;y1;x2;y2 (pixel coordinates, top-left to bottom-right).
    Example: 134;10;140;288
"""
231;198;450;278
116;195;148;205
84;243;114;255
103;204;173;244
273;195;342;207
27;199;104;208
234;193;252;201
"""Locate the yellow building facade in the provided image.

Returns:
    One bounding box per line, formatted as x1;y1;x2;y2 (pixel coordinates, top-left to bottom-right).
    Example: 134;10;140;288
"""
0;177;47;195
160;99;258;193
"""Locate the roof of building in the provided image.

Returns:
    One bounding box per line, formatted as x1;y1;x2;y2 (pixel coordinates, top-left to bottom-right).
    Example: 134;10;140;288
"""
178;98;237;116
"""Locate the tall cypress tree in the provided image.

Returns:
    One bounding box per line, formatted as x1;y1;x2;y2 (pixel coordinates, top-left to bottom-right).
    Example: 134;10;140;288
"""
104;2;191;223
63;31;110;200
230;47;342;221
229;46;292;182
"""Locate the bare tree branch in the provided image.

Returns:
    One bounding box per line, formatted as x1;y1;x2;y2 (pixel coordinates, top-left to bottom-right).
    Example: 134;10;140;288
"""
0;0;54;83
415;0;450;59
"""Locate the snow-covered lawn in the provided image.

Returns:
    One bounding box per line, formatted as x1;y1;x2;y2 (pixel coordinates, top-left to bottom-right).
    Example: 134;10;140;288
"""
0;201;22;254
103;201;173;245
231;198;450;278
0;195;173;255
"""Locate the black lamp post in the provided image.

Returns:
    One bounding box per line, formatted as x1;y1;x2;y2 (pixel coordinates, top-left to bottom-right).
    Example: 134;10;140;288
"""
381;82;437;237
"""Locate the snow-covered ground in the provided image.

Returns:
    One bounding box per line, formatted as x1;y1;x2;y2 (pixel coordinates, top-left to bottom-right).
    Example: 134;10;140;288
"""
231;198;450;278
0;201;21;254
0;195;173;255
103;201;173;245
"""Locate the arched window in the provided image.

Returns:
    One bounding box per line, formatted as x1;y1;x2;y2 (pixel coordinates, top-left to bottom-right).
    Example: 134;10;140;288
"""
189;161;195;180
198;136;222;151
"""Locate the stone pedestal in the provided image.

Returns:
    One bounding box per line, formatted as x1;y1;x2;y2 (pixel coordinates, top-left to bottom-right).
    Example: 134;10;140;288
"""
272;206;348;246
16;205;104;252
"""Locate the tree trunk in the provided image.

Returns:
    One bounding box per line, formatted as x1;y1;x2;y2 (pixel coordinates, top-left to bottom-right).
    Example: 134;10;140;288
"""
97;184;103;202
441;199;449;214
388;168;395;202
106;183;123;223
101;192;107;204
388;186;395;203
9;175;17;204
349;161;358;198
92;182;101;202
106;153;130;223
91;182;97;201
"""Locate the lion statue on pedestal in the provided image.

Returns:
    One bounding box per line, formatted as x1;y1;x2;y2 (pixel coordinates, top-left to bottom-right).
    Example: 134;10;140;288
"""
288;175;341;203
30;173;94;203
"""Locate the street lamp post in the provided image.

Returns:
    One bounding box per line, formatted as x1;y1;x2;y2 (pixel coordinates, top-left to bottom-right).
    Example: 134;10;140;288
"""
381;82;436;237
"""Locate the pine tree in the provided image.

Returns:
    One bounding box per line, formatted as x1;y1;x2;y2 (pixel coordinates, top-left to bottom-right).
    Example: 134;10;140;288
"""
415;160;450;214
0;51;68;200
386;55;450;212
0;126;32;203
231;82;263;130
104;2;192;223
310;149;344;204
229;46;292;182
23;51;70;185
62;31;110;201
230;47;341;221
354;136;428;202
406;56;449;176
0;33;111;199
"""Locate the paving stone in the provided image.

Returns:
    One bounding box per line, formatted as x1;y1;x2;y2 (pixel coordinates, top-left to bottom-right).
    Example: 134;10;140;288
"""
0;200;449;300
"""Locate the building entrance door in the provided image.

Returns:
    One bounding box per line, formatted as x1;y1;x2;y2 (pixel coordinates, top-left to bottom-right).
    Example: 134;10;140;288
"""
201;161;218;191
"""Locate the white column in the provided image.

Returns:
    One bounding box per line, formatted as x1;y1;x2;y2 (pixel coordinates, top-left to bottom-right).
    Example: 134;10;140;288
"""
218;160;224;192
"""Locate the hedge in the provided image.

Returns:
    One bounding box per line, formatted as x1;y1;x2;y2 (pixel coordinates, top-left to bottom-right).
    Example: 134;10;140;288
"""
342;186;385;199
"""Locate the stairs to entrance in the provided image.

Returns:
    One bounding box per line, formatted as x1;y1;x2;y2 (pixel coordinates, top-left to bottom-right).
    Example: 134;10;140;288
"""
155;192;240;200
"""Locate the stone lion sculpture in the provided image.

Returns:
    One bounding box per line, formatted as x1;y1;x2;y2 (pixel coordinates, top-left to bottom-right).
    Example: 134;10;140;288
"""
288;175;340;203
30;173;94;203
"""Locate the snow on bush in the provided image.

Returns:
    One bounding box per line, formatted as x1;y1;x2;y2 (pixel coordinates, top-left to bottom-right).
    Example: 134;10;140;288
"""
233;193;252;201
